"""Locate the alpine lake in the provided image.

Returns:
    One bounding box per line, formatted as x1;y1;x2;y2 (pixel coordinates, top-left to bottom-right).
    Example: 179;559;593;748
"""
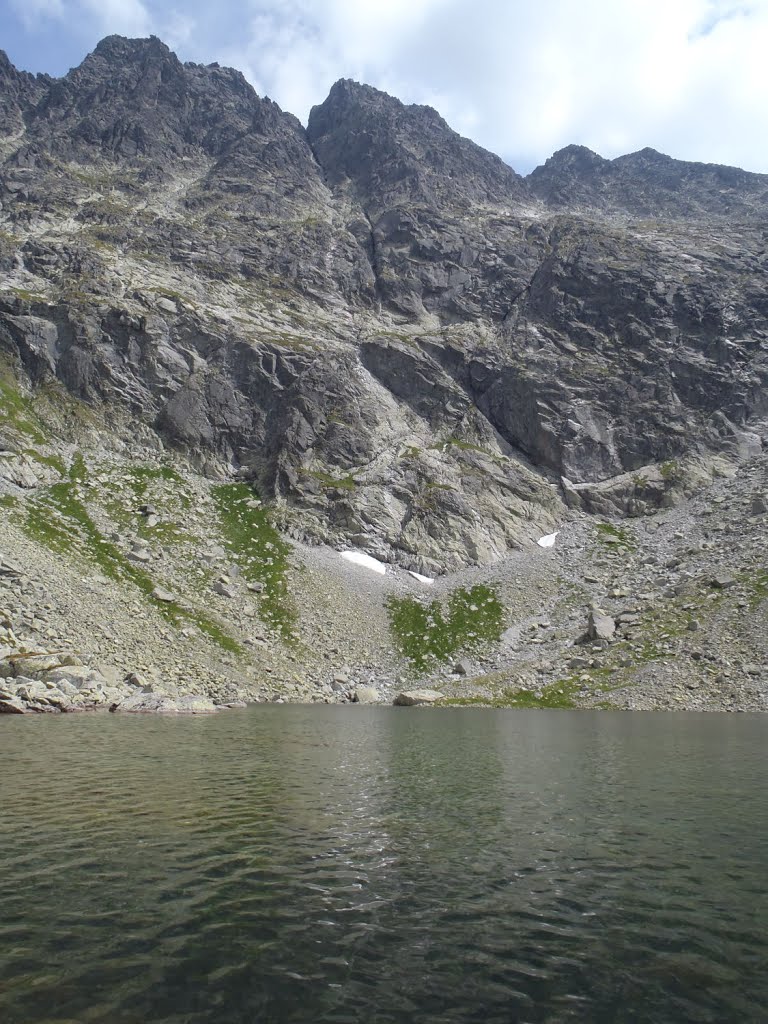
1;706;766;1023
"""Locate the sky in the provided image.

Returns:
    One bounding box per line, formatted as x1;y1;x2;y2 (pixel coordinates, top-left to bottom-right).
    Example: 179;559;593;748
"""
2;0;767;174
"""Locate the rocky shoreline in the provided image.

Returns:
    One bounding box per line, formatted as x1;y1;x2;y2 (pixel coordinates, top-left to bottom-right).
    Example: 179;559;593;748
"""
0;627;444;715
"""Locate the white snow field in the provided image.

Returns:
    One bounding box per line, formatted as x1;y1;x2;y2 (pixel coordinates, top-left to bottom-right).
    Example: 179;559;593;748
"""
537;532;559;548
340;550;388;574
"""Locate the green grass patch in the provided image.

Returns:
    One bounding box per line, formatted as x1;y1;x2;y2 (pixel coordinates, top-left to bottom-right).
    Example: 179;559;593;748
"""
100;463;192;543
743;568;768;609
497;681;579;709
10;287;49;304
23;449;66;476
401;446;422;460
659;459;681;482
305;469;357;491
441;678;580;709
387;585;504;671
22;458;240;652
125;464;184;497
110;464;187;530
212;483;297;642
441;437;490;454
0;362;47;444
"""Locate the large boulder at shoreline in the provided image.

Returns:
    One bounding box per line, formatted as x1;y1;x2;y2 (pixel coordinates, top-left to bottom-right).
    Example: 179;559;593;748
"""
353;685;380;704
110;692;218;714
394;689;443;706
0;695;27;713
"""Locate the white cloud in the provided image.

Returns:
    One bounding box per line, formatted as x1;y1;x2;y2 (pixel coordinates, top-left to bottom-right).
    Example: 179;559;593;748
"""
10;0;66;30
76;0;152;36
209;0;768;173
162;9;197;50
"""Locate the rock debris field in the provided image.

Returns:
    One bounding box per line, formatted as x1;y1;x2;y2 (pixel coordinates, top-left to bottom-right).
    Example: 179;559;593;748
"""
2;441;767;714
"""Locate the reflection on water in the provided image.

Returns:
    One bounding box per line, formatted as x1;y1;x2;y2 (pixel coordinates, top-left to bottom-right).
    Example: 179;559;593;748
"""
1;708;767;1023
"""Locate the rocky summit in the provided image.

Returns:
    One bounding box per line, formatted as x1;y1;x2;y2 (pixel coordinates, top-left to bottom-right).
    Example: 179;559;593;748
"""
1;36;767;712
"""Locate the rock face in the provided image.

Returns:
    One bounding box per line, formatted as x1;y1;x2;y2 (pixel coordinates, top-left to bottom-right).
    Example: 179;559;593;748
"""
1;36;767;572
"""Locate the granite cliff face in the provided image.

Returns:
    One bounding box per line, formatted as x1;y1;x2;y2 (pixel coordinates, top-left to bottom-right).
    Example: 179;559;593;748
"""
1;36;767;573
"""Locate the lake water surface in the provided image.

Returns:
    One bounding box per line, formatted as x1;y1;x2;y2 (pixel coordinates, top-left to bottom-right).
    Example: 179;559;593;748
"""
1;707;767;1023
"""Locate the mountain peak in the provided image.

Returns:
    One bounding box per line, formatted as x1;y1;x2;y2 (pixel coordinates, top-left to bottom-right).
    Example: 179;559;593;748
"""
308;77;526;208
309;78;447;137
533;144;608;173
91;34;174;62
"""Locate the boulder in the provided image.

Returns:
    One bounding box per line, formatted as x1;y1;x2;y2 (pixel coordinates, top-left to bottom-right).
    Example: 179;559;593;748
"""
353;685;380;704
43;691;76;711
710;573;736;590
16;679;56;703
453;658;473;676
43;666;101;689
128;546;152;563
110;692;218;714
587;609;615;643
394;689;443;706
9;654;63;678
0;695;26;713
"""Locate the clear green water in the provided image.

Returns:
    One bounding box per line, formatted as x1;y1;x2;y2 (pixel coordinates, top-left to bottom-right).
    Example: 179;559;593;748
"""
1;708;766;1023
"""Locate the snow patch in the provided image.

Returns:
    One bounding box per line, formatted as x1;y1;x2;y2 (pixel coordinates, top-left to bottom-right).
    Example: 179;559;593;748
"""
341;550;387;575
407;570;434;585
537;531;560;548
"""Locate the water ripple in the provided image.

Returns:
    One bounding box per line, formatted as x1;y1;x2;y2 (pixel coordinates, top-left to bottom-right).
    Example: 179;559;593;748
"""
1;707;767;1023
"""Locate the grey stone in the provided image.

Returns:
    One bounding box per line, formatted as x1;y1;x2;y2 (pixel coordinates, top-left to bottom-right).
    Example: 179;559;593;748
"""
587;609;615;643
0;696;26;714
43;666;99;688
394;689;443;706
453;658;473;677
9;654;63;678
353;685;380;704
128;546;152;563
111;692;218;714
710;574;736;590
568;656;590;669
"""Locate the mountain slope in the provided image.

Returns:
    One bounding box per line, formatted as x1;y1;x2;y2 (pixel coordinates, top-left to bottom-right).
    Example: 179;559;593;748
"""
1;36;767;712
0;36;766;572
